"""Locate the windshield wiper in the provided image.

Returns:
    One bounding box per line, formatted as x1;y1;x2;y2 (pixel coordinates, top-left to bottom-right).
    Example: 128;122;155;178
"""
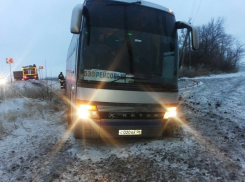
111;75;148;83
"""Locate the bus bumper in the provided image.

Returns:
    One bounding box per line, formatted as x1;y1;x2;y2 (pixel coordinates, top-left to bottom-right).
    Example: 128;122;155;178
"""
73;119;165;139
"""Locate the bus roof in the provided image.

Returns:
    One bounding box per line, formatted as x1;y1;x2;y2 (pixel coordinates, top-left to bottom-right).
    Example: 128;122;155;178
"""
85;0;175;15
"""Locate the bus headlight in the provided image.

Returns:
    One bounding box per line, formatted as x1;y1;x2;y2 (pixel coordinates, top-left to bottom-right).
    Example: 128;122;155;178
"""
77;105;99;119
164;107;177;119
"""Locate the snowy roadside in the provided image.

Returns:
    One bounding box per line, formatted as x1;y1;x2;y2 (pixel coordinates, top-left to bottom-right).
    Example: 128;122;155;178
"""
0;80;67;181
0;69;245;181
178;66;245;178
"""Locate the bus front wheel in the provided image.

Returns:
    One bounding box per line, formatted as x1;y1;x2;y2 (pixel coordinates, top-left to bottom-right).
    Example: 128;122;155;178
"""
73;122;83;139
67;95;72;127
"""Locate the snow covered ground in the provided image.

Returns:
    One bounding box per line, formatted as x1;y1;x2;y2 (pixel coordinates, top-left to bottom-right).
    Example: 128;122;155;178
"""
0;66;245;181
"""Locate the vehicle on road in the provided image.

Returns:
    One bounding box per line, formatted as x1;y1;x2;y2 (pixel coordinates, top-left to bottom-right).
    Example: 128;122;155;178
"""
22;64;39;80
66;0;199;139
0;78;6;85
13;71;23;81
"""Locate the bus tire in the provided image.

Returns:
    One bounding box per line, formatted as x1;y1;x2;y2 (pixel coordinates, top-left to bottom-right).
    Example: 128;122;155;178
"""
162;118;181;137
67;94;72;127
73;122;83;139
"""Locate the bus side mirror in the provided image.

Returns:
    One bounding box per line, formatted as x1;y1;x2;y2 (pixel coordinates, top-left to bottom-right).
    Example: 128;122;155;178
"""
70;4;83;34
176;21;199;50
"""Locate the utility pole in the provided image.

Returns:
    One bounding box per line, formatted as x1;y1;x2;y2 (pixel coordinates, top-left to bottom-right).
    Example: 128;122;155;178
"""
9;63;12;83
45;60;47;80
6;58;13;82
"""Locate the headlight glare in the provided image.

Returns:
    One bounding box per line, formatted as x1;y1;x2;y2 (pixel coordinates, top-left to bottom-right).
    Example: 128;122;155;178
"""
77;104;99;119
164;107;177;119
0;78;6;85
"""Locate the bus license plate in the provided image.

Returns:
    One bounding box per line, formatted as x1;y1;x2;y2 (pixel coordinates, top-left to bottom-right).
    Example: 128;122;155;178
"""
119;130;142;135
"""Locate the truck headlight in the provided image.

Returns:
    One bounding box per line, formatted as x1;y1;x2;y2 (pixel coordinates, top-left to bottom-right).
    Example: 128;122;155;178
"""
164;107;177;119
0;78;6;85
77;105;99;119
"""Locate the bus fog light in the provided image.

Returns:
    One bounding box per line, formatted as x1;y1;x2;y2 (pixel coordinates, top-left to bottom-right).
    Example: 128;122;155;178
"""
90;111;99;119
164;107;177;119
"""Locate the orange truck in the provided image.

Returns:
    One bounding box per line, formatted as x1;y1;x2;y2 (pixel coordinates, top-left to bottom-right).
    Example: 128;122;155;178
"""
22;64;38;80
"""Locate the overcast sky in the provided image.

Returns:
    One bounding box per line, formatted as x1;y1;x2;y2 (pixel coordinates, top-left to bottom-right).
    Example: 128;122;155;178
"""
1;0;245;80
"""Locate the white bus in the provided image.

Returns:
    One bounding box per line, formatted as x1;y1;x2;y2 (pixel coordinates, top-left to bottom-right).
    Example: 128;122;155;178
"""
66;0;199;139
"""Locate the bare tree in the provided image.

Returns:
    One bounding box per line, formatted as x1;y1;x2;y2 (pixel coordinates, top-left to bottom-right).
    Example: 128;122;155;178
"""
180;17;245;74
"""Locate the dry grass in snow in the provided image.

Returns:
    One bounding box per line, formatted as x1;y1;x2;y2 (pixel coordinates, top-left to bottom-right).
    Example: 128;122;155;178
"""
0;80;66;139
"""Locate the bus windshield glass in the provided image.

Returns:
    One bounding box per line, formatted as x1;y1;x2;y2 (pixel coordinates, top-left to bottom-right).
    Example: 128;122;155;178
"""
79;1;178;87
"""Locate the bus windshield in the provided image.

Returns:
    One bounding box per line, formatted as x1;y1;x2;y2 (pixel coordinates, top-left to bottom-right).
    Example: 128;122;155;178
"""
78;1;178;87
